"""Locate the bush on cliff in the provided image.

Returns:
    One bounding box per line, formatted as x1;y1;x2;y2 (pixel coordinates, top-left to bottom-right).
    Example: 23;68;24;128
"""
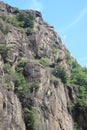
52;65;68;84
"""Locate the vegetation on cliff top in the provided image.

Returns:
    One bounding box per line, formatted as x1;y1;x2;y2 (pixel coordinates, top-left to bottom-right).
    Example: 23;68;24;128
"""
0;8;34;35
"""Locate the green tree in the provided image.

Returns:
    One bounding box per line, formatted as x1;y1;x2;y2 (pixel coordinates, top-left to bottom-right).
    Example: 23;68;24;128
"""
16;11;34;28
53;65;68;84
23;107;37;130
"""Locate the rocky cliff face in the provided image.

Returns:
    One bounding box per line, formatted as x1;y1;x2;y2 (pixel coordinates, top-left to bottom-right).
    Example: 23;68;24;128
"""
0;81;26;130
23;62;73;130
0;1;86;130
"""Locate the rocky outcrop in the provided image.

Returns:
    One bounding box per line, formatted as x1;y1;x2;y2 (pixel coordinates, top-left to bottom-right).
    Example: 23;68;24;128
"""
25;10;43;19
0;1;14;13
1;1;86;130
23;62;73;130
0;2;74;130
0;82;25;130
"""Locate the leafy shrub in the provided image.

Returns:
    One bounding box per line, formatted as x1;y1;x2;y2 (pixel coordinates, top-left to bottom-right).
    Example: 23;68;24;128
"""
0;44;9;54
1;9;34;30
1;13;7;21
70;66;87;87
68;63;87;109
39;57;50;67
3;63;11;73
3;62;29;97
16;59;29;73
13;7;20;14
23;107;37;130
3;63;14;90
26;27;33;35
16;11;34;28
0;45;10;61
3;75;12;90
14;72;29;97
52;65;68;84
65;50;73;65
52;47;58;60
72;60;79;68
0;18;10;34
7;14;19;26
75;85;87;107
14;73;39;96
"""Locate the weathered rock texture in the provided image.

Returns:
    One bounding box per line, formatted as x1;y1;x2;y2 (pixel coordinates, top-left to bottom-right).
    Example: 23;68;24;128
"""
23;62;73;130
0;1;83;130
0;82;25;130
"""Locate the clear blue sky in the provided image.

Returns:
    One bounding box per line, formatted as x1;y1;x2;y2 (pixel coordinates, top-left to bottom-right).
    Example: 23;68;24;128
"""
2;0;87;67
